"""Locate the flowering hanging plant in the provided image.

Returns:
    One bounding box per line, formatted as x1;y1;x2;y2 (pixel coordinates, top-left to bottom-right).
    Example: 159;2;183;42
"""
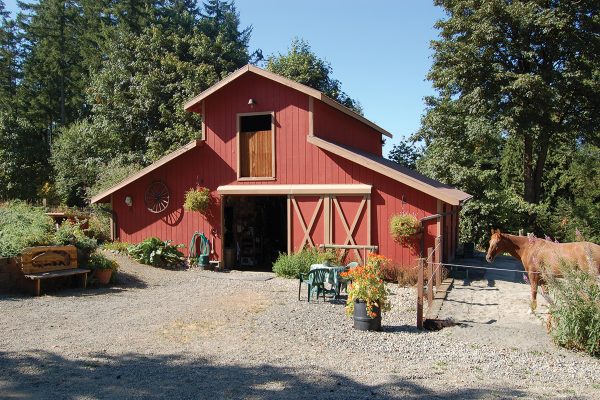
389;213;421;247
340;253;391;318
183;187;211;215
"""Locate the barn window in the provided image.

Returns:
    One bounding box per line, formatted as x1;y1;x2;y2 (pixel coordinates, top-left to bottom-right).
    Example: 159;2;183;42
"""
237;113;275;179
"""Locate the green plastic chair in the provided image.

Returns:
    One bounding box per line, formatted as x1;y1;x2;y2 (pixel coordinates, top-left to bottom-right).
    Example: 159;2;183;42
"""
338;261;359;295
298;267;328;302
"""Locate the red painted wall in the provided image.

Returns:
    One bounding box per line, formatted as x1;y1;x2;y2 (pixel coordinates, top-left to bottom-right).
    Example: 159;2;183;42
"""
313;100;383;156
112;71;451;268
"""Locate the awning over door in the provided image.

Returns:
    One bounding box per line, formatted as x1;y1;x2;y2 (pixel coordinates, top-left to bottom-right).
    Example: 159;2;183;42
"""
217;184;371;196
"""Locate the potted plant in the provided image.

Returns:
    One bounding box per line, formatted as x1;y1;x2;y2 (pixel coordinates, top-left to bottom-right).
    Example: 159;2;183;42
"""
88;252;118;284
389;213;421;247
340;253;391;331
183;187;212;215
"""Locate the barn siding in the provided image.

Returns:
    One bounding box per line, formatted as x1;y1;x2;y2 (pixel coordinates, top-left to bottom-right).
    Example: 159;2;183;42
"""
113;72;451;268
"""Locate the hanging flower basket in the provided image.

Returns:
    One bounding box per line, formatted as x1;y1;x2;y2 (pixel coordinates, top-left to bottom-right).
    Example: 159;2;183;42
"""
389;213;421;247
183;187;212;215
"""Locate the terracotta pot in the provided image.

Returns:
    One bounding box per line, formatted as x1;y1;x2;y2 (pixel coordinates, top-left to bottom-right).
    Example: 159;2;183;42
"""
353;299;382;331
94;269;112;285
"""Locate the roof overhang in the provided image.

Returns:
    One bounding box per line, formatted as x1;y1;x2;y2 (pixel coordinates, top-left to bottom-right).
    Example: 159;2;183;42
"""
217;184;372;196
307;135;472;206
184;64;393;139
90;140;203;204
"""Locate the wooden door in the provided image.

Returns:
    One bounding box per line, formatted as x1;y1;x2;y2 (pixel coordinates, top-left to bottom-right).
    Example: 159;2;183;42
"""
239;130;272;178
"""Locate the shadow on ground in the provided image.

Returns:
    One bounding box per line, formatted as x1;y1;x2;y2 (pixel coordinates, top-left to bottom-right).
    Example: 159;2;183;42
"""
0;351;528;399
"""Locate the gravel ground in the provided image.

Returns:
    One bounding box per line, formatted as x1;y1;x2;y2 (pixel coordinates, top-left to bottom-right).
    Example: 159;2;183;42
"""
1;252;599;399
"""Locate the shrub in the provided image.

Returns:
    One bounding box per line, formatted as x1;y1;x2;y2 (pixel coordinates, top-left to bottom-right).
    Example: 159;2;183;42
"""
86;206;112;243
101;241;130;254
183;187;211;215
53;220;98;265
545;262;600;357
272;247;341;278
87;252;119;272
128;237;185;268
380;262;418;286
389;213;421;246
0;201;55;257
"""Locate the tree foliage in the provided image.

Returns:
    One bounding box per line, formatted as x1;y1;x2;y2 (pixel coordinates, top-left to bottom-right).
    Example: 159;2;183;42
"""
266;38;362;114
388;137;422;169
416;0;600;244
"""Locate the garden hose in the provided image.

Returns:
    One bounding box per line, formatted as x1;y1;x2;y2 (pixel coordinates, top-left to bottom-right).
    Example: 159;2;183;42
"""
189;232;211;266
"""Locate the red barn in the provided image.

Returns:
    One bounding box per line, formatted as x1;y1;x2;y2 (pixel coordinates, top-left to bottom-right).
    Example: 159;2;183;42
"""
91;65;471;269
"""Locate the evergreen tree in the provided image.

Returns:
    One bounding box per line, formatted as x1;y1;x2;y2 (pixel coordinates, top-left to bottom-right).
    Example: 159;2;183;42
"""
17;0;89;127
266;38;362;114
0;111;49;200
52;0;252;204
388;138;422;169
0;1;20;113
199;0;251;77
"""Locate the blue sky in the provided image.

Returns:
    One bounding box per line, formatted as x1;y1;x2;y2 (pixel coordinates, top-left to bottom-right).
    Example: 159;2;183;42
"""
4;0;445;156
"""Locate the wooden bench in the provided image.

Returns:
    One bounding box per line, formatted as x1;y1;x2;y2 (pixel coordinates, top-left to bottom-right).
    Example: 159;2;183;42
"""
19;246;90;296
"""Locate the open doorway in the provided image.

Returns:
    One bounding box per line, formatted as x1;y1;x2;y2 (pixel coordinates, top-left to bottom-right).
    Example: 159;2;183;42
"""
223;196;287;271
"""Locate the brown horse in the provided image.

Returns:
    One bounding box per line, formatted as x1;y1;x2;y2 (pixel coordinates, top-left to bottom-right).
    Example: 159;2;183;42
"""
485;229;600;311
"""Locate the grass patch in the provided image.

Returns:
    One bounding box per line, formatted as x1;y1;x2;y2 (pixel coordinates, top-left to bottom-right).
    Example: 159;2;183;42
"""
545;261;600;357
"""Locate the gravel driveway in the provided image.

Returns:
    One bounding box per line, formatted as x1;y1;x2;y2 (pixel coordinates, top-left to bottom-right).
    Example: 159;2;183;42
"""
1;252;599;399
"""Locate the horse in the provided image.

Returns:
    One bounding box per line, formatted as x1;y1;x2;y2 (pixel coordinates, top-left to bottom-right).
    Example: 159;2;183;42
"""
485;229;600;311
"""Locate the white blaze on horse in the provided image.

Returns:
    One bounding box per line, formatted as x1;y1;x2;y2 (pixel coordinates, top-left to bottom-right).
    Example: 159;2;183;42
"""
485;229;600;311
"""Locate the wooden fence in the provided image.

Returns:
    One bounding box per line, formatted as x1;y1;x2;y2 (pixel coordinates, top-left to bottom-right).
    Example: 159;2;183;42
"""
416;236;454;329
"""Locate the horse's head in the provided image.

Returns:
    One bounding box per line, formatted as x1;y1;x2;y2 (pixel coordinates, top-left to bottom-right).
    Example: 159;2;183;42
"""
486;229;505;263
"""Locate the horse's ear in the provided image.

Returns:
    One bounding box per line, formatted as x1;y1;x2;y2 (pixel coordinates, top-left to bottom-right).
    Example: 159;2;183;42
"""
491;228;495;235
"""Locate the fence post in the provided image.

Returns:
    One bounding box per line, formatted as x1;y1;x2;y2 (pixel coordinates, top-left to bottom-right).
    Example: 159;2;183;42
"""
417;258;424;329
435;236;442;287
427;247;434;306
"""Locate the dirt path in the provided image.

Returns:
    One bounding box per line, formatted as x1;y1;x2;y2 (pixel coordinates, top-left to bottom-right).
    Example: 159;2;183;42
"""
1;252;598;399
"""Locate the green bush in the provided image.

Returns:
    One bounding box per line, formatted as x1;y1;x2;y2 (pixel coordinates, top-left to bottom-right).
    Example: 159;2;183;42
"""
272;247;342;278
545;262;600;357
128;237;185;268
101;241;130;254
53;220;98;264
0;201;55;257
86;206;112;242
87;252;119;272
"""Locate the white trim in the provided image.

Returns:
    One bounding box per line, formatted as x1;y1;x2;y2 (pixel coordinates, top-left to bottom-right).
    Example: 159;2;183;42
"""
307;135;472;206
217;184;372;196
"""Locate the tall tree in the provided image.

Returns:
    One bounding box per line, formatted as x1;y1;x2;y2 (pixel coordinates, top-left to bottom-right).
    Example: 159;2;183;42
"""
266;38;362;114
0;1;20;113
416;0;600;239
420;0;599;205
53;0;252;203
199;0;251;77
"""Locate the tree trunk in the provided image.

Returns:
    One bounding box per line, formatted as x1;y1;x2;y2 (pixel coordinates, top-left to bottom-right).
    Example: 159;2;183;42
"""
523;135;536;204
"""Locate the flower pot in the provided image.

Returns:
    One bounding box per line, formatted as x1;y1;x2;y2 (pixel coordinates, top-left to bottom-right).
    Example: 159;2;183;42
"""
94;269;112;285
353;299;382;331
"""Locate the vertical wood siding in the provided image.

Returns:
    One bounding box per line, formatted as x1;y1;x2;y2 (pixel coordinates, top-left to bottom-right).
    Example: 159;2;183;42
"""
113;72;450;268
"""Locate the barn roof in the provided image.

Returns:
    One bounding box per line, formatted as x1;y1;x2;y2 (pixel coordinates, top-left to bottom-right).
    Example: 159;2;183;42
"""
184;64;393;139
307;135;472;206
90;140;203;204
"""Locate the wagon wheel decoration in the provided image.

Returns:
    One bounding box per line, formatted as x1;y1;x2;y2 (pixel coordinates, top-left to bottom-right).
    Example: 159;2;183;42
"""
144;181;170;213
